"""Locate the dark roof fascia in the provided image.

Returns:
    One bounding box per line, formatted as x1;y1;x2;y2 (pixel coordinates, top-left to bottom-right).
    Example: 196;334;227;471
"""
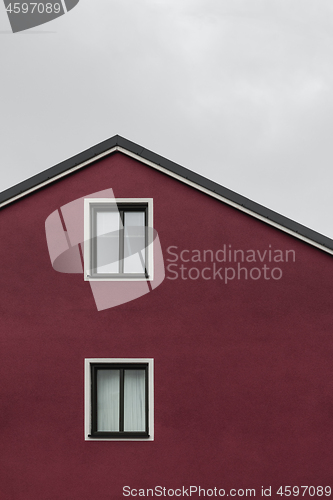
1;134;333;252
0;135;122;205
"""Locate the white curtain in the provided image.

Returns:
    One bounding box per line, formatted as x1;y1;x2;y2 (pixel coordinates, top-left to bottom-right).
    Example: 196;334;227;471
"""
96;211;120;274
124;369;146;431
124;212;146;274
97;370;120;431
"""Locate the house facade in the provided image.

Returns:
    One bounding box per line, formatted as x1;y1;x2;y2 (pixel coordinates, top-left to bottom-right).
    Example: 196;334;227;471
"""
1;136;333;499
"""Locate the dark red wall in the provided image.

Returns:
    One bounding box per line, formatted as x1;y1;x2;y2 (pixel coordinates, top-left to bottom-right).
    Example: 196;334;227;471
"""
0;152;333;499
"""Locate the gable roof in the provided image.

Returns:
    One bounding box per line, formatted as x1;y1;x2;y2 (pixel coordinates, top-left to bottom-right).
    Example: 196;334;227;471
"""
1;134;332;255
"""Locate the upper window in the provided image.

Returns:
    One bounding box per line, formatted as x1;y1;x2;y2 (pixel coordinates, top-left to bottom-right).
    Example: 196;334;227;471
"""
84;358;154;441
84;199;153;280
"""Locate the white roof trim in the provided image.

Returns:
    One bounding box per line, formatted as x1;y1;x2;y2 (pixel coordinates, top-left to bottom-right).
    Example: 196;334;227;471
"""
1;145;332;256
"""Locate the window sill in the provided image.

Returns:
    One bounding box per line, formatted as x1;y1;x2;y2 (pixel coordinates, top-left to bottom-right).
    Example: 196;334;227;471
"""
88;433;150;439
84;275;152;281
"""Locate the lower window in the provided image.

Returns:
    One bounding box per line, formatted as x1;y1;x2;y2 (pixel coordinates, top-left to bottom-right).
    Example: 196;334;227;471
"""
84;358;154;440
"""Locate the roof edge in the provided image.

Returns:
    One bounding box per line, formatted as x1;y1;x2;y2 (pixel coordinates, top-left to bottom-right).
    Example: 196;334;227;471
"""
1;134;333;254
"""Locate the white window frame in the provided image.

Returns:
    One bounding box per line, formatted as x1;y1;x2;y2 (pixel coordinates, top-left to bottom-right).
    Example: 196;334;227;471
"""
84;358;154;441
84;198;154;281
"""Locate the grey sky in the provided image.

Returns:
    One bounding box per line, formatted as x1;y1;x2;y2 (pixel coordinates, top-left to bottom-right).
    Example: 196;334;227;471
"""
1;0;333;237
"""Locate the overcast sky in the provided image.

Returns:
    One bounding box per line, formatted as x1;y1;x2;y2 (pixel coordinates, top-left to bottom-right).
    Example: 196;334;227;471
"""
1;0;333;238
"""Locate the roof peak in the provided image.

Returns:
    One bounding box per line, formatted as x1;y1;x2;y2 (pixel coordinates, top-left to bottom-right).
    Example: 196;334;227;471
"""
1;134;332;254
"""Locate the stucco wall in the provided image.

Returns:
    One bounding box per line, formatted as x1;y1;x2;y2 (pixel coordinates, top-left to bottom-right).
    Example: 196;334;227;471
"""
0;152;332;499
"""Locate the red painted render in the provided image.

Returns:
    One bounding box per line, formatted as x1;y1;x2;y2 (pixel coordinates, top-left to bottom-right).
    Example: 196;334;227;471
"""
0;151;333;499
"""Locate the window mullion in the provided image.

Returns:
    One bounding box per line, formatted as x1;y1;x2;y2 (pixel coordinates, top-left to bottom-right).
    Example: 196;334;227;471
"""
145;366;149;434
91;366;97;434
119;210;124;274
144;208;148;278
91;207;97;275
119;368;124;432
